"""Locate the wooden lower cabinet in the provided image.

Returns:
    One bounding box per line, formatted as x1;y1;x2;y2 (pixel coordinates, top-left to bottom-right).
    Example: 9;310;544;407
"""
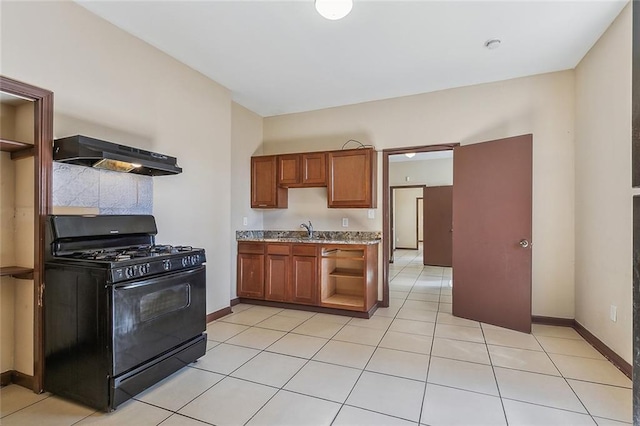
290;255;317;305
237;241;377;312
237;253;265;298
237;242;265;299
265;255;289;301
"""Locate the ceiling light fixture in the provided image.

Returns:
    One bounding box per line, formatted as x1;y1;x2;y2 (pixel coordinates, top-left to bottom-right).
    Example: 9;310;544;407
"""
484;39;501;50
315;0;353;20
405;153;416;158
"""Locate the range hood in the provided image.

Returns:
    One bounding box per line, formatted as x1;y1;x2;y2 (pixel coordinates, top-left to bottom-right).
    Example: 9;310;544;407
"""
53;135;182;176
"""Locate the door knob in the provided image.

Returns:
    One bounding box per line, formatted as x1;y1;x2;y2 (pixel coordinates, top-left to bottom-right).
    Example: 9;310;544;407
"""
519;239;530;248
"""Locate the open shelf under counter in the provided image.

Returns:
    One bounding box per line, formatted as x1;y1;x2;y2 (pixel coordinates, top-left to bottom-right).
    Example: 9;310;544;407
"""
1;266;34;280
320;247;365;260
321;294;365;309
328;268;363;279
0;138;35;160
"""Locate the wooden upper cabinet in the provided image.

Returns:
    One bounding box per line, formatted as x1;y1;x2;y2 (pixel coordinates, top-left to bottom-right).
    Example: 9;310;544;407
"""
277;152;326;187
277;154;300;186
251;156;287;208
327;148;377;208
301;152;326;187
252;148;375;209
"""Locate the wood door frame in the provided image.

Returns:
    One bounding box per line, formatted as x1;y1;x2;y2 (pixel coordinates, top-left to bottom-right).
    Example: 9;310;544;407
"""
390;185;424;252
416;197;423;243
0;76;53;393
382;144;458;307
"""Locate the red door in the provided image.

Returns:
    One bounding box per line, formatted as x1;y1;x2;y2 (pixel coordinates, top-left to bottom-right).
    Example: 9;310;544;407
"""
452;134;532;333
423;186;453;267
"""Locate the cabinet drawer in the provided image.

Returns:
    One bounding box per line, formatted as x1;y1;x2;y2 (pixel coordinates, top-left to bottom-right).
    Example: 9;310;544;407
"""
267;244;291;255
292;245;317;257
238;242;265;254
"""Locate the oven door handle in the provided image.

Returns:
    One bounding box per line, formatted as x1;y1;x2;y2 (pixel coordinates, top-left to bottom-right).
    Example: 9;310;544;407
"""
115;266;203;290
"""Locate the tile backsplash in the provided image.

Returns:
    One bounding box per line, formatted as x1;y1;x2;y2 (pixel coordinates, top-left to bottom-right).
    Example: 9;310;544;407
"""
53;162;152;215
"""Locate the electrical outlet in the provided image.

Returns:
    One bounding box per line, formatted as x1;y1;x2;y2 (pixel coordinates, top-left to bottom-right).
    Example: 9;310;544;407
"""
242;217;248;226
368;209;375;219
342;218;349;227
610;305;617;322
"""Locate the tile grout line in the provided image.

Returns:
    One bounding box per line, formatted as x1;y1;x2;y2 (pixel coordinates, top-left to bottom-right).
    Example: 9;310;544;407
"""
531;331;595;422
480;322;510;425
418;260;446;425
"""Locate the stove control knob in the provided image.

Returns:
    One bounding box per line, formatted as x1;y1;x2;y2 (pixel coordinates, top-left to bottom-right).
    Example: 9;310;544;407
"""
125;267;135;278
191;255;197;264
140;263;150;275
182;257;189;267
163;259;172;271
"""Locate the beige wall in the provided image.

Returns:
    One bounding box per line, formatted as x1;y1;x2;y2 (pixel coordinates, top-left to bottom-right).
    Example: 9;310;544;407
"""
394;187;423;249
575;3;632;363
264;71;576;318
2;1;234;316
389;158;453;187
1;104;17;140
230;102;264;298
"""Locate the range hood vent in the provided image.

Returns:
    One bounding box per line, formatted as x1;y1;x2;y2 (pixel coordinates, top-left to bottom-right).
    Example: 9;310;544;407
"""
53;135;182;176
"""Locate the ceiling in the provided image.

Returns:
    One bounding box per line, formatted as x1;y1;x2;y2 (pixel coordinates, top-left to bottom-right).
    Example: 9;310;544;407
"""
77;1;627;117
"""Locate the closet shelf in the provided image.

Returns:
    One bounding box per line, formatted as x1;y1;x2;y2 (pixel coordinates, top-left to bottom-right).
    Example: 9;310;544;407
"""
0;138;35;160
1;266;34;280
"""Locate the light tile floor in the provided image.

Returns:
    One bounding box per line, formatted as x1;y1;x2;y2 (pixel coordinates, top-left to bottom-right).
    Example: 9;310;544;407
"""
1;249;632;425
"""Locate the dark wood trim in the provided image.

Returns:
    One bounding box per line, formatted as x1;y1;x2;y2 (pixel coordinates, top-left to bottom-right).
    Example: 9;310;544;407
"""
0;138;35;160
1;370;12;386
1;370;35;390
416;197;423;243
531;315;575;327
382;144;458;309
238;298;377;319
574;321;632;379
206;306;233;323
633;195;640;422
230;298;240;306
0;76;54;394
0;266;34;280
531;316;632;380
12;371;35;390
11;146;35;160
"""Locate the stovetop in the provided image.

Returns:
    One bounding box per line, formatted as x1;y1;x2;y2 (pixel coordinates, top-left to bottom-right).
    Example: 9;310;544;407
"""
64;245;197;262
49;244;206;284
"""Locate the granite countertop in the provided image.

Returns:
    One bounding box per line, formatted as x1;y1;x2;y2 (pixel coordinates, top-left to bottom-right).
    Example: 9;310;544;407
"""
236;230;381;245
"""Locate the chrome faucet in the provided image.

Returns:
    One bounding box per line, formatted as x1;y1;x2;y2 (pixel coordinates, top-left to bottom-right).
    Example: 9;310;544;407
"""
300;221;313;239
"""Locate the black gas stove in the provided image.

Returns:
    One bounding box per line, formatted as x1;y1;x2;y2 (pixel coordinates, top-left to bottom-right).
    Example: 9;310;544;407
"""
44;215;207;411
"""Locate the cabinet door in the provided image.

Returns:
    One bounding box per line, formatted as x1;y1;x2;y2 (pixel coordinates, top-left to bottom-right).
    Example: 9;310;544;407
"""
251;156;287;208
265;254;289;301
278;154;300;186
327;148;377;208
237;253;264;299
291;255;317;305
301;153;326;187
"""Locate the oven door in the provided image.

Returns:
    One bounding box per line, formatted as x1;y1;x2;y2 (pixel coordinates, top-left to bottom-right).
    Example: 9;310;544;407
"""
111;265;206;376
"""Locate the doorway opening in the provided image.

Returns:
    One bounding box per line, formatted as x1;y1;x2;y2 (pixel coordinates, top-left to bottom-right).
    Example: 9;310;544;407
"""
381;144;457;307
